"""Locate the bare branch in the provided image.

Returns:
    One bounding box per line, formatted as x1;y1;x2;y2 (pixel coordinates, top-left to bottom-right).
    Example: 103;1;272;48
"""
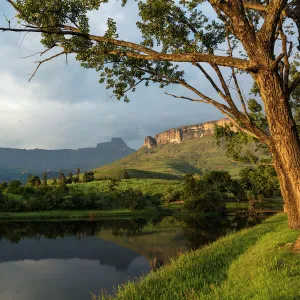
29;51;66;82
164;92;207;103
193;63;226;99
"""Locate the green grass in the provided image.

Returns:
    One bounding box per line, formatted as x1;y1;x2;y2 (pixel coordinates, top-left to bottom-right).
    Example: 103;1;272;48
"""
92;136;259;180
99;213;300;300
5;193;23;201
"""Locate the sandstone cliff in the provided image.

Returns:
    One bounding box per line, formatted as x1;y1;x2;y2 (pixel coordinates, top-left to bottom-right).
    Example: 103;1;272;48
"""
144;118;232;148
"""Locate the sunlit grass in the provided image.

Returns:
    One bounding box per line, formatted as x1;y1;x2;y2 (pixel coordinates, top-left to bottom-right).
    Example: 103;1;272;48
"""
100;213;299;300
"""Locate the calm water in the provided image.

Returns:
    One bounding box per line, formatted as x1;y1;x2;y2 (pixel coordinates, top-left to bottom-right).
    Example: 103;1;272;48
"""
0;212;274;300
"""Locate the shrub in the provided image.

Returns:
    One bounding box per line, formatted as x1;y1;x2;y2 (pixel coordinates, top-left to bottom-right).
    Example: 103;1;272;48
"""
182;171;231;212
0;182;8;192
239;166;281;198
83;171;95;183
6;180;22;194
163;187;182;203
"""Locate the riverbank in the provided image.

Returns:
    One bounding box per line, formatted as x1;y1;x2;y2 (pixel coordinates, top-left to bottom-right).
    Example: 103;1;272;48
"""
0;207;179;221
99;213;299;300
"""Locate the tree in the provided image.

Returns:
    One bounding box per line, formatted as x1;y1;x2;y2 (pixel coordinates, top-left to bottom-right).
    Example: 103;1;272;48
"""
68;172;73;184
27;175;41;187
43;172;48;186
123;170;131;179
52;178;58;185
76;168;80;181
6;180;22;194
58;172;67;185
82;171;95;183
0;182;8;192
1;1;300;228
239;166;281;199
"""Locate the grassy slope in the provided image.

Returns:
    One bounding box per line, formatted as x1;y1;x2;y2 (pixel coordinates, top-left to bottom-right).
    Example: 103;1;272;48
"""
101;214;299;300
92;136;254;180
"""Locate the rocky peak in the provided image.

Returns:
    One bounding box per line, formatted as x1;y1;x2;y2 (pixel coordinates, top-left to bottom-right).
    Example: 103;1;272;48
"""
110;138;128;149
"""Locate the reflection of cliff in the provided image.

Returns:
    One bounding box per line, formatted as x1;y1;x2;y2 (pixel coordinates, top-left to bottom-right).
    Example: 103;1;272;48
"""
144;118;233;148
0;236;140;270
98;226;188;271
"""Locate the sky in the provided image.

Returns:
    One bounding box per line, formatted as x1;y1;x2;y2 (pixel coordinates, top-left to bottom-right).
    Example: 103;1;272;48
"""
0;1;224;150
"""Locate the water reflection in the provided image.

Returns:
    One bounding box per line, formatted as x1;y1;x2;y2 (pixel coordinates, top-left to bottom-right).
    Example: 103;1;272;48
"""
0;212;274;299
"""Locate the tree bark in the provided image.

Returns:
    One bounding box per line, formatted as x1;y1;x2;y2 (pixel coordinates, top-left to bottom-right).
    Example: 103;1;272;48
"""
257;71;300;229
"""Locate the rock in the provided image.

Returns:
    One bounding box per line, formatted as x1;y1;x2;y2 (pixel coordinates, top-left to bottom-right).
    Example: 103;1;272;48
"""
144;118;235;148
144;136;157;148
110;138;128;149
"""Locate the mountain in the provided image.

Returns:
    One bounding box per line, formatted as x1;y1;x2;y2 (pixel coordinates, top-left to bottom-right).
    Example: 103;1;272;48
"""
92;119;252;179
0;138;135;182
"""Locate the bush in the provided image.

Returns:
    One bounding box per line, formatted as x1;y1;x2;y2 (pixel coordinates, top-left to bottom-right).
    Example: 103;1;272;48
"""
6;180;22;194
163;187;182;203
182;172;231;212
83;171;95;183
239;166;280;198
0;182;8;192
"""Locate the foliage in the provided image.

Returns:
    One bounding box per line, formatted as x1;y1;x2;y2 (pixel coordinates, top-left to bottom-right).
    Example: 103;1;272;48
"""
163;187;182;204
58;172;67;185
42;172;48;186
0;179;162;212
27;175;41;187
239;165;281;200
82;171;95;183
0;182;8;192
182;172;232;212
123;170;131;179
6;180;22;194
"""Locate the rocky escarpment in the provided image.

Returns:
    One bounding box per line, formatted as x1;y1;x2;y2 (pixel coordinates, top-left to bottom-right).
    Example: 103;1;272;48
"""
144;119;232;148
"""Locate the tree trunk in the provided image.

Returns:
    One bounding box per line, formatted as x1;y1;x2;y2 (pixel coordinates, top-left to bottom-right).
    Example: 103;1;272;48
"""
257;71;300;229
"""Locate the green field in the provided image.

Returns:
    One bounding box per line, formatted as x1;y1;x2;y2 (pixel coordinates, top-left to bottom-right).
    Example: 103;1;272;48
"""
69;179;183;196
100;213;300;300
91;136;255;180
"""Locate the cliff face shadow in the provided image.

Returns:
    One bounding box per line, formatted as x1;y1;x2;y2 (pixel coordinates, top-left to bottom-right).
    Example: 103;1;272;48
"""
166;162;202;175
126;169;182;180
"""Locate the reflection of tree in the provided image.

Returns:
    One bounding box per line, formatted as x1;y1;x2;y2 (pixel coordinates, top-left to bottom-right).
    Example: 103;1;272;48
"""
110;219;148;237
179;212;267;250
0;218;149;244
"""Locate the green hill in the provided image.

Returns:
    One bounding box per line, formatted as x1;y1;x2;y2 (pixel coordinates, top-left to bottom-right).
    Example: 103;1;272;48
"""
92;136;253;180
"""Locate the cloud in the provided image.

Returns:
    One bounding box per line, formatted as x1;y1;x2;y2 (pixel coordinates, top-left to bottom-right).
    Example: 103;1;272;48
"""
0;1;225;150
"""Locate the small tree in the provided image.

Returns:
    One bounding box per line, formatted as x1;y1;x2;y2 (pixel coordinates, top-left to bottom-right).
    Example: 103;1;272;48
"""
43;172;48;186
82;171;95;183
58;172;67;185
68;172;73;184
76;168;80;181
123;170;131;179
0;182;8;192
6;180;22;194
52;178;58;185
27;175;41;187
